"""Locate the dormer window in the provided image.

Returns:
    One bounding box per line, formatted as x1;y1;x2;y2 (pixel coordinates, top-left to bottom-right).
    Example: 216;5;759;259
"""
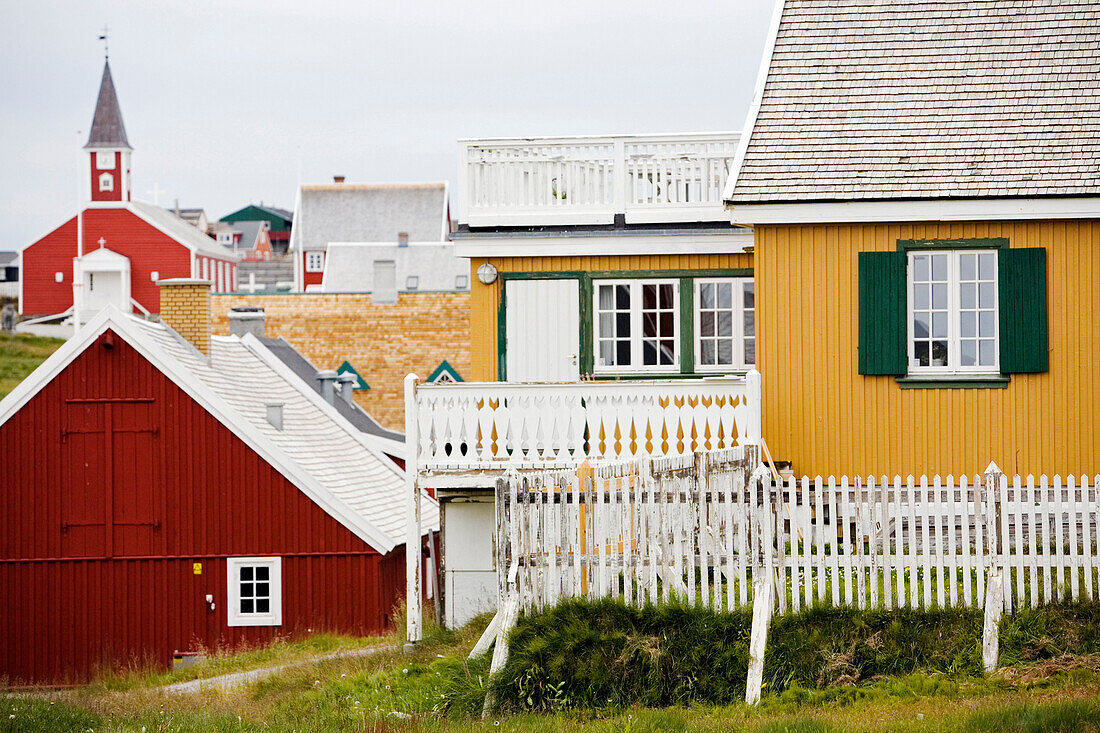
96;151;115;170
98;172;114;192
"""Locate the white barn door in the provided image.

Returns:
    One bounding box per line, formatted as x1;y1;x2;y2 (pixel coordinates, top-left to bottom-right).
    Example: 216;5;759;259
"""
505;279;580;382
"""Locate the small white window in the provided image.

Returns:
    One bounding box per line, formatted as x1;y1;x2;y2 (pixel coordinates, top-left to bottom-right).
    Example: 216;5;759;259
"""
227;557;282;627
96;151;114;170
98;172;114;192
150;270;159;282
593;279;679;373
908;249;999;375
55;271;64;283
305;251;325;273
695;278;755;372
455;274;469;290
405;275;419;290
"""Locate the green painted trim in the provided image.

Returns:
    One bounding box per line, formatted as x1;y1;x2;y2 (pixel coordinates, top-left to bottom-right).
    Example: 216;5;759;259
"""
497;280;508;381
337;361;370;390
896;238;1008;252
679;277;694;375
497;269;755;381
895;376;1010;389
427;359;464;383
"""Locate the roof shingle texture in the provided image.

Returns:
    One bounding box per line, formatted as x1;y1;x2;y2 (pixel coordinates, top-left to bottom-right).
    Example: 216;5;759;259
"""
729;0;1100;203
295;184;447;251
84;61;131;150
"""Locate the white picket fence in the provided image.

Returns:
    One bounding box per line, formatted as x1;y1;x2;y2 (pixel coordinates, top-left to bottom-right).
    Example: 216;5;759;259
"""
495;458;1100;616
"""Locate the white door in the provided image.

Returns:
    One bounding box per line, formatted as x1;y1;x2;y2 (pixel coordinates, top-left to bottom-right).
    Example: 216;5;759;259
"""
443;500;498;629
85;270;126;314
505;279;580;381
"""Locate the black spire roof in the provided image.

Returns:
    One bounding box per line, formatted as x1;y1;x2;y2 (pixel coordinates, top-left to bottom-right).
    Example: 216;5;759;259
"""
83;61;130;150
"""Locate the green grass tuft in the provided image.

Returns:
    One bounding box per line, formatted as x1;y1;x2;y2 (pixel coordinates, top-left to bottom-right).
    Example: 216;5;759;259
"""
0;333;65;399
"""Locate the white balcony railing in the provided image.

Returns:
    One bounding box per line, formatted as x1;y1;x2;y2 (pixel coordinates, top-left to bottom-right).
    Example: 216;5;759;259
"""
404;372;760;481
456;132;740;228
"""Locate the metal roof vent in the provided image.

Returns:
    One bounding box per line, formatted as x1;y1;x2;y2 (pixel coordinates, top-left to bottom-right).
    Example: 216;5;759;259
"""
265;402;284;431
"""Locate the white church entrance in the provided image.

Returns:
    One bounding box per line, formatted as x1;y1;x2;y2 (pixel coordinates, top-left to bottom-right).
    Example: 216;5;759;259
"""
75;247;130;322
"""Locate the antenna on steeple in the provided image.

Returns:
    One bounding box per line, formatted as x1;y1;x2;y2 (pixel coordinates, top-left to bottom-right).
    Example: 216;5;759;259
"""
98;25;110;60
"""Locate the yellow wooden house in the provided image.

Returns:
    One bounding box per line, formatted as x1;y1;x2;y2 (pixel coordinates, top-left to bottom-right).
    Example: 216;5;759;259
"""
724;0;1100;479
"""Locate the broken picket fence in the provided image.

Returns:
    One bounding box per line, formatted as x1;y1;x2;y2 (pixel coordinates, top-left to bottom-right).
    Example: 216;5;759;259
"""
477;451;1100;704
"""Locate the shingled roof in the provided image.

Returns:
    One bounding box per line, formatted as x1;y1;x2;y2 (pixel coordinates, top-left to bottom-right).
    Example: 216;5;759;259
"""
726;0;1100;204
84;61;131;150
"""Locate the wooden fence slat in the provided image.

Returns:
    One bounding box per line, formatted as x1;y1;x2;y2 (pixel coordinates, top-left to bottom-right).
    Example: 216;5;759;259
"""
1054;475;1065;600
815;475;826;603
1069;475;1080;600
1040;474;1052;603
1085;476;1095;600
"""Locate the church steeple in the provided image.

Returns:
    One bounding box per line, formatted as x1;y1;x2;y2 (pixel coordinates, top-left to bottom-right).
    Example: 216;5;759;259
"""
84;60;132;203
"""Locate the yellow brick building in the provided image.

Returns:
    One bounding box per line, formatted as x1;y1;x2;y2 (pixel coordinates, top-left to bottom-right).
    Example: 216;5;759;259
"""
211;292;469;430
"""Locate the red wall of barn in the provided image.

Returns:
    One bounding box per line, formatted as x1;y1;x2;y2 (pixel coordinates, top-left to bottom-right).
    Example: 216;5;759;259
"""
0;332;406;683
21;208;236;316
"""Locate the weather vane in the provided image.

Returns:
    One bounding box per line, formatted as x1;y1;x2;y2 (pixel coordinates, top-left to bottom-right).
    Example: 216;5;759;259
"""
98;25;109;60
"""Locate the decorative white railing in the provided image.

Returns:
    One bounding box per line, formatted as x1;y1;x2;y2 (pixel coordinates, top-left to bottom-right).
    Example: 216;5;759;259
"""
456;132;739;227
404;372;760;475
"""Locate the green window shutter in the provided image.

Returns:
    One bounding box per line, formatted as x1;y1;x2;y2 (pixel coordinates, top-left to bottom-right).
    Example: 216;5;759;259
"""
858;251;907;375
998;247;1048;373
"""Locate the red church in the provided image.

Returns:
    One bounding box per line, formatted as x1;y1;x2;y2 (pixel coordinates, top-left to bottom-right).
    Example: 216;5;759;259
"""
0;280;437;683
19;61;237;321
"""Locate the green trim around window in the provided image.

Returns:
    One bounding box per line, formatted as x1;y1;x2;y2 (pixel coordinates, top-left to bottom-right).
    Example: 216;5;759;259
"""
896;238;1008;252
895;376;1010;389
496;268;754;380
679;277;694;375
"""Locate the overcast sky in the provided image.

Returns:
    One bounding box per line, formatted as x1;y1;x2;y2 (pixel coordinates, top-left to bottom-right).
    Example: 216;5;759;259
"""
3;1;773;249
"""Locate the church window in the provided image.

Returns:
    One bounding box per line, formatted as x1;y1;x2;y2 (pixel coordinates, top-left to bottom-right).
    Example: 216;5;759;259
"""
306;251;325;273
99;172;114;192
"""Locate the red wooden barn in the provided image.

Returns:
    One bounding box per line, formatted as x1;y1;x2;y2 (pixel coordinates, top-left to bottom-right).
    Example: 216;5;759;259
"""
0;281;438;684
19;60;237;320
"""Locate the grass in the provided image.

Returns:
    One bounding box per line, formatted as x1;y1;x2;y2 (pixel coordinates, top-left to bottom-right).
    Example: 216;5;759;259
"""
4;603;1100;731
0;332;64;398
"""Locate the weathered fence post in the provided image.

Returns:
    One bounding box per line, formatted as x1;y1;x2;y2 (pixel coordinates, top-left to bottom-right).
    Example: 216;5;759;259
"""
404;373;422;648
746;463;774;705
982;461;1004;673
744;369;762;447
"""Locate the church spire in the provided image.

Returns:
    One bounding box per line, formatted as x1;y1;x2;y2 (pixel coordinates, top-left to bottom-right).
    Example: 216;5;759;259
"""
84;60;131;151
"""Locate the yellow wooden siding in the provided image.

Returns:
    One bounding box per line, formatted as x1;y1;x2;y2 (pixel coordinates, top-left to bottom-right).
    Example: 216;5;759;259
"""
756;220;1100;478
469;253;754;381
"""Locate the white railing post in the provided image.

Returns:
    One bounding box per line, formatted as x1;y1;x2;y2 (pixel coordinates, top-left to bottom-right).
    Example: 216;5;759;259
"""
745;368;762;447
612;138;626;215
404;373;422;646
456;140;470;225
982;460;1004;673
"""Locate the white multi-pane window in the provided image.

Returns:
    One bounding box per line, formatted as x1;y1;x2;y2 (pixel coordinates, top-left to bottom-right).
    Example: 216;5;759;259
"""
98;172;114;191
594;280;678;372
227;557;282;627
694;278;755;372
305;251;325;273
908;249;998;374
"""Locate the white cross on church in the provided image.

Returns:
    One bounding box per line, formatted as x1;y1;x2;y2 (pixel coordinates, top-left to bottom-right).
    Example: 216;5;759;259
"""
146;183;165;205
97;237;107;248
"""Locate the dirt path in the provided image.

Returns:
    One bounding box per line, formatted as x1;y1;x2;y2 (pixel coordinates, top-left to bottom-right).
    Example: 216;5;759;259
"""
162;644;391;694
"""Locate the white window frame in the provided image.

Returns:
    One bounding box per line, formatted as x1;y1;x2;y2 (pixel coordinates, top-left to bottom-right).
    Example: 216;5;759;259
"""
305;251;325;273
227;557;282;627
693;277;755;373
906;249;1000;377
96;151;114;170
593;278;680;374
98;172;114;192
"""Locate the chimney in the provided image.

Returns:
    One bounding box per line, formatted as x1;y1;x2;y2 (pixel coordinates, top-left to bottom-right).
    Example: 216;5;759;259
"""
174;198;180;217
333;175;345;184
265;402;284;431
227;306;266;339
158;278;211;355
397;231;409;247
316;369;339;404
337;373;357;403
